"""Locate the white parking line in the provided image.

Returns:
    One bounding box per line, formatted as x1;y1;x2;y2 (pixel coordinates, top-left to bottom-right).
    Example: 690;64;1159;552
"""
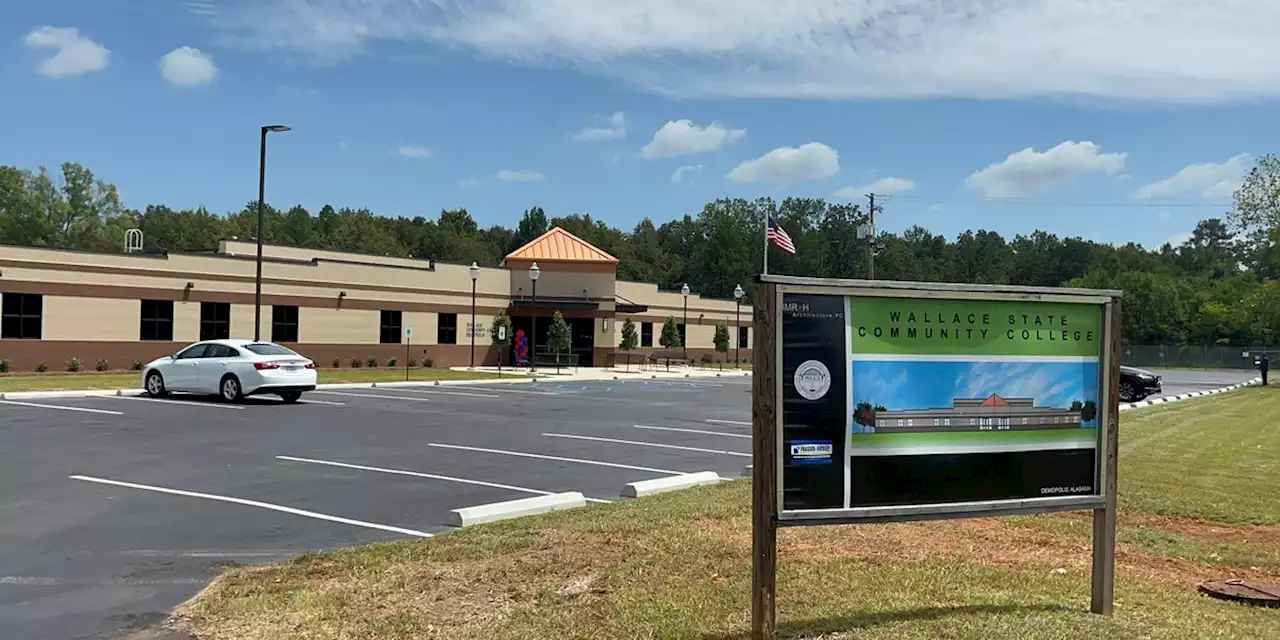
310;391;433;403
446;385;561;396
634;425;752;439
542;433;752;457
70;475;431;537
276;455;611;504
427;443;682;474
299;398;346;406
107;396;245;411
704;419;751;426
0;400;123;415
377;387;500;399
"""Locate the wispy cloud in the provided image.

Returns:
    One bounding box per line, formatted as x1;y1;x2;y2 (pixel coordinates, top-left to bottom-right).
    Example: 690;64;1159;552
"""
571;111;626;142
22;26;109;77
1135;154;1250;199
458;177;481;189
210;1;1280;103
834;176;916;199
395;146;431;159
670;164;703;185
497;169;544;182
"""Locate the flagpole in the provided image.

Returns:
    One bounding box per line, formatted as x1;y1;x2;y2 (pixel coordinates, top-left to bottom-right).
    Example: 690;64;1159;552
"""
763;212;769;275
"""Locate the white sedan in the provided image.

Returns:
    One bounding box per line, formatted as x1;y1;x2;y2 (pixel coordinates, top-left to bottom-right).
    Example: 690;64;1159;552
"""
141;340;317;403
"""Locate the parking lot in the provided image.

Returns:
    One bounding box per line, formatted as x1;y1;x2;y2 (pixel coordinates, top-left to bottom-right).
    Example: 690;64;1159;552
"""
0;374;754;640
0;367;1257;640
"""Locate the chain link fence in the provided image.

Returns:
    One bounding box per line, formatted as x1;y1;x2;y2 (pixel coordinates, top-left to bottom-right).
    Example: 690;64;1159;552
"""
1124;345;1275;370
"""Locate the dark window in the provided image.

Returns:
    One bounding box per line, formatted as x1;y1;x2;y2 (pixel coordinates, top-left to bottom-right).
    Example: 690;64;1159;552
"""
641;322;653;347
271;305;299;343
1;293;42;339
199;302;231;340
380;310;402;344
738;326;749;349
677;323;687;346
437;313;458;345
140;300;174;341
246;343;298;356
205;344;241;358
175;344;209;359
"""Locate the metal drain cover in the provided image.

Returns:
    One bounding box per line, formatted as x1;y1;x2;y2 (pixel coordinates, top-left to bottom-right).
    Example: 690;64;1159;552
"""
1198;579;1280;607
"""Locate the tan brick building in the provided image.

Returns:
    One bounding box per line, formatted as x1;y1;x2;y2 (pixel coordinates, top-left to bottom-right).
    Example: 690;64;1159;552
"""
0;228;753;371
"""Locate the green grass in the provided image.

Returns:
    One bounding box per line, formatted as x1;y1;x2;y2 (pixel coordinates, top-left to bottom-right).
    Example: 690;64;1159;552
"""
0;367;506;393
177;387;1280;640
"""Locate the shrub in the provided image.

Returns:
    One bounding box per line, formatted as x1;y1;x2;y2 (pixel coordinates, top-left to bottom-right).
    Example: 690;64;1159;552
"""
424;357;435;368
131;360;143;371
0;359;10;373
67;357;84;372
350;358;363;368
407;357;418;368
95;359;109;372
36;362;49;373
700;353;714;364
388;358;398;367
366;356;378;368
332;358;341;368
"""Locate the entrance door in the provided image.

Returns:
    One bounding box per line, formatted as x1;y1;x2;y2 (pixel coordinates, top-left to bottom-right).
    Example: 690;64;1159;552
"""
570;317;595;367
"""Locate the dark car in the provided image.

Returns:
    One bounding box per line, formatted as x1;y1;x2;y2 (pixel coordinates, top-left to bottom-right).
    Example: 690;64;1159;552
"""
1120;366;1162;402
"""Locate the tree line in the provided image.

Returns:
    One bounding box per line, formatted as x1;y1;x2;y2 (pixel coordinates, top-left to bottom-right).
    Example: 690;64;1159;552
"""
4;157;1280;347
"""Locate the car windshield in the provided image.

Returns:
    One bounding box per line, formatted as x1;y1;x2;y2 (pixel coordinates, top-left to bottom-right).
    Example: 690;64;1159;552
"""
244;343;298;356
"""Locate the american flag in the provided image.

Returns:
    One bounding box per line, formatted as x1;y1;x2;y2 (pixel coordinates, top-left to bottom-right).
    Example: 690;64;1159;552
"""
766;217;796;254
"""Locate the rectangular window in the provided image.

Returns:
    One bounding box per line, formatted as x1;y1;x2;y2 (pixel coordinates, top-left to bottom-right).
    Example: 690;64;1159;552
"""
199;302;230;340
1;293;42;339
896;419;904;427
641;322;653;347
380;310;402;344
140;300;174;341
677;323;686;346
271;305;299;343
944;418;951;426
437;312;458;345
738;326;749;349
969;418;976;426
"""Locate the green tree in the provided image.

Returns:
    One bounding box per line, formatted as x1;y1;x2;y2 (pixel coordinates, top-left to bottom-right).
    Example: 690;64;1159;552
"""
620;318;638;351
547;311;572;357
713;323;730;356
1082;400;1098;423
1231;154;1280;236
659;315;681;349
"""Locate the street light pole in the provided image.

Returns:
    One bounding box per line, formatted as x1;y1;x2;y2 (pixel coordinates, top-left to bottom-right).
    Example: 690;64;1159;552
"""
681;283;690;360
469;262;480;368
255;124;290;342
529;262;540;372
734;284;744;366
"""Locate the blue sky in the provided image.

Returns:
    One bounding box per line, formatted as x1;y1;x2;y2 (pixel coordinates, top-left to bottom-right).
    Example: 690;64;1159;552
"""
4;1;1278;249
852;360;1099;414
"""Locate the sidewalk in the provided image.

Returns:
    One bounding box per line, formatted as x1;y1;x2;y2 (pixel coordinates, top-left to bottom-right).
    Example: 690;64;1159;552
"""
0;366;751;401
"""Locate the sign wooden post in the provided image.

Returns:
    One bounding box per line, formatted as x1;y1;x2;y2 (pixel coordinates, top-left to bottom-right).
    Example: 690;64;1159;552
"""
750;275;1121;635
751;282;779;640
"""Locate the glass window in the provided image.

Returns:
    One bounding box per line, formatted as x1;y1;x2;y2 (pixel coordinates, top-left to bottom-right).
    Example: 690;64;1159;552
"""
199;302;231;341
246;343;297;356
380;310;402;344
738;326;749;349
896;419;904;426
204;344;241;358
175;344;209;359
140;300;174;341
641;322;653;347
438;313;458;345
944;418;951;426
677;323;686;346
1;293;42;339
271;305;299;343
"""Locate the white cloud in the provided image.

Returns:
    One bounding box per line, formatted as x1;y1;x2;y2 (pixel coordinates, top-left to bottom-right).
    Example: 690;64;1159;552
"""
966;141;1126;197
1165;232;1194;246
727;143;839;183
497;169;544;181
210;1;1280;103
929;204;944;212
1116;174;1134;182
160;47;219;86
1158;210;1172;220
670;164;703;185
571;111;626;142
1134;154;1250;199
22;26;109;77
458;178;481;189
639;120;745;159
185;1;220;17
834;176;916;199
396;146;431;159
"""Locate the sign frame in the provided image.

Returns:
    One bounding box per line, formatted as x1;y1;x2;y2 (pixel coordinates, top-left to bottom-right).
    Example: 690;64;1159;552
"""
751;275;1122;640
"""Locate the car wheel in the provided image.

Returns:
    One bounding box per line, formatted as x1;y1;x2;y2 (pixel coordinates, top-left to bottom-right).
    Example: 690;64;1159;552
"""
1119;381;1137;403
220;375;244;403
145;371;167;398
280;391;302;404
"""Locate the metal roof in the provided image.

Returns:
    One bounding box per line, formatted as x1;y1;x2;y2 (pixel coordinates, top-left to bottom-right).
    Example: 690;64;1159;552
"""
504;227;619;265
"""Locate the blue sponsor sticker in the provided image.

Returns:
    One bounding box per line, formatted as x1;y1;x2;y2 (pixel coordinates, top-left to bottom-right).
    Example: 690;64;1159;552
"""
789;439;834;465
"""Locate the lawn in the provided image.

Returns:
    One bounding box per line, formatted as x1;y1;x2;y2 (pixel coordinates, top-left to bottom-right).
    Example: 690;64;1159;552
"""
0;367;506;393
176;388;1280;640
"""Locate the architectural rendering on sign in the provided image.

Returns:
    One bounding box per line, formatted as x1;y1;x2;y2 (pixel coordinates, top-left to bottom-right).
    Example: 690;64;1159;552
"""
861;393;1089;434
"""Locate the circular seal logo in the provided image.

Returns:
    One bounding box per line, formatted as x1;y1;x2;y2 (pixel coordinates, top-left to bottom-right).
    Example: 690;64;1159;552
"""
794;360;831;401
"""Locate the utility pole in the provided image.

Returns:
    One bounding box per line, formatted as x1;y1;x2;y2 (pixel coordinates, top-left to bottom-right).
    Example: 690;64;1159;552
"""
867;193;876;280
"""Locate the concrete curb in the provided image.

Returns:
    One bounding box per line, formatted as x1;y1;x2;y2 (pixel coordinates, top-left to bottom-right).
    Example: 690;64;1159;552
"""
1119;377;1261;412
620;472;721;498
740;465;754;477
448;492;587;527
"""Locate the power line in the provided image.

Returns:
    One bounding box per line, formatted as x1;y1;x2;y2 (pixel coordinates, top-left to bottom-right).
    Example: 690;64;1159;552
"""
889;195;1232;209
